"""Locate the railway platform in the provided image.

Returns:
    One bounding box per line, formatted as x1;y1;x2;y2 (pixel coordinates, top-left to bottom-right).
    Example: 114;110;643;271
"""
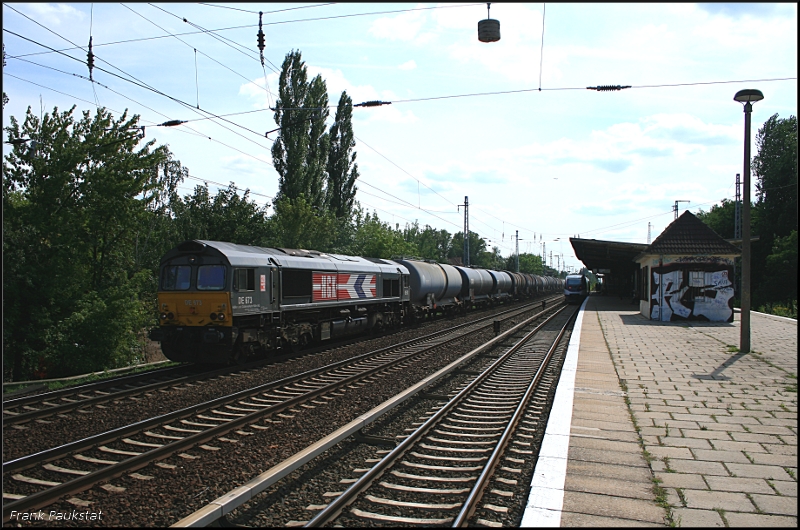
523;294;797;527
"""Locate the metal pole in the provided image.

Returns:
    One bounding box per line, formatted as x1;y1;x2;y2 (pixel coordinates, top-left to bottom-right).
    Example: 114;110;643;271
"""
735;173;742;239
741;103;752;353
515;230;519;273
464;196;469;267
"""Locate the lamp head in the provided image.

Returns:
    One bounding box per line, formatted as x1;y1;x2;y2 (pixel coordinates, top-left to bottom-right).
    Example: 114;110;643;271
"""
734;89;764;103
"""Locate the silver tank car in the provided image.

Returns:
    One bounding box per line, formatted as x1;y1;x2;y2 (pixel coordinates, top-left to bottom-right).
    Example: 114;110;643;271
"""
393;259;462;310
455;266;494;301
488;270;512;297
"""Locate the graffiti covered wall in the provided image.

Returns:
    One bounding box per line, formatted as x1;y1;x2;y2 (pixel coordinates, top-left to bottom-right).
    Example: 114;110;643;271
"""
649;262;735;322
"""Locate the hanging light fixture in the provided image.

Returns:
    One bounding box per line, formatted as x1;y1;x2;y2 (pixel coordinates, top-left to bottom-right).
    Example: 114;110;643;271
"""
478;2;500;42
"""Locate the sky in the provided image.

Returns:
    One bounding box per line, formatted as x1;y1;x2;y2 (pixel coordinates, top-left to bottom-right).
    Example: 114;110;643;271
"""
2;2;797;273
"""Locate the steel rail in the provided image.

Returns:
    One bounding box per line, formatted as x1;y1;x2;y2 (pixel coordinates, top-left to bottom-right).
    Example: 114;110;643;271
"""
305;304;570;527
453;306;578;526
2;364;190;408
2;299;557;522
2;367;220;425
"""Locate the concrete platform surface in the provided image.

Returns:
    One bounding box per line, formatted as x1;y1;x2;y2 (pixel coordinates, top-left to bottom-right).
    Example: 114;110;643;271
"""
524;295;797;527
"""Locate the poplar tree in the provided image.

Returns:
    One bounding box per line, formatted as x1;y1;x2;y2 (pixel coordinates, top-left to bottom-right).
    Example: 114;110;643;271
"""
305;75;329;209
271;50;329;210
326;90;359;220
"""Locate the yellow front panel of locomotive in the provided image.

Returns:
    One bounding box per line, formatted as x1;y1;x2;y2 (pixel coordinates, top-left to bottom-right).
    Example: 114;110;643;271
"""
157;292;232;327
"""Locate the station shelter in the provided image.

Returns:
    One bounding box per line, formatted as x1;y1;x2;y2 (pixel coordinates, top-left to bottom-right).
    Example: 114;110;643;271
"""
634;211;741;322
569;238;648;299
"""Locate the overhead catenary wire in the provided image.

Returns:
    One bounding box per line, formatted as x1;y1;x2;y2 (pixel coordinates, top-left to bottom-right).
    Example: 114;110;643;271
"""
5;3;485;62
4;69;273;167
4;5;275;146
3;24;273;151
198;3;338;16
119;4;278;102
147;3;283;76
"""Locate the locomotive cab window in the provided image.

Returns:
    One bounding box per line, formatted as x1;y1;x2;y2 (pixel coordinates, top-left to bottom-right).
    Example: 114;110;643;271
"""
197;265;226;291
162;265;191;290
234;268;255;292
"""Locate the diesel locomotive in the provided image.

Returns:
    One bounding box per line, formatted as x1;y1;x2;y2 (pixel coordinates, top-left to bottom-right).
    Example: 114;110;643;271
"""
149;240;563;364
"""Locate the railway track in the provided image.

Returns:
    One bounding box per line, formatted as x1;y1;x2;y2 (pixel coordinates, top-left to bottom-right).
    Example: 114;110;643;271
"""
1;364;205;426
305;304;577;527
1;297;562;522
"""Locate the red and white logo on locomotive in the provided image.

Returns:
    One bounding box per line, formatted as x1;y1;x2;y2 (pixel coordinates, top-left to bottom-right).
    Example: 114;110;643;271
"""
312;273;376;301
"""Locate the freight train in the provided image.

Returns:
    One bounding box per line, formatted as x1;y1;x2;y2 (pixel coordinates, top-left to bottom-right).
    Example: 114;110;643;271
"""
149;240;564;364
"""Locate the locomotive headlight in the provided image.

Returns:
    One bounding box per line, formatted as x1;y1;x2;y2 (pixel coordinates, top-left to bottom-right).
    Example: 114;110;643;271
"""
167;312;174;320
210;312;218;320
160;312;168;320
217;313;225;321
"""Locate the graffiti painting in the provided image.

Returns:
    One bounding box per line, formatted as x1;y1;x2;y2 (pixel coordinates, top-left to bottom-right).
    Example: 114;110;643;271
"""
650;264;734;322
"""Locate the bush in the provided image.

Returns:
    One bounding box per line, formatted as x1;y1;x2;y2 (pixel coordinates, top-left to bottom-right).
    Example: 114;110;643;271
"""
757;301;797;319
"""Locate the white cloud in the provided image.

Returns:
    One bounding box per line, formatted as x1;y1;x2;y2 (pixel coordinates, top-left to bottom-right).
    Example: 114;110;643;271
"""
368;7;428;42
23;3;85;27
398;60;417;71
238;75;278;109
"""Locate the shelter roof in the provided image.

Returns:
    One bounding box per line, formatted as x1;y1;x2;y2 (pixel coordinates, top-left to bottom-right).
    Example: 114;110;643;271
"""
570;238;648;272
643;211;741;256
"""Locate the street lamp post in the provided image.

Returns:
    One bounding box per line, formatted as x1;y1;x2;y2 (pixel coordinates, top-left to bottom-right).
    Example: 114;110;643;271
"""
733;89;763;353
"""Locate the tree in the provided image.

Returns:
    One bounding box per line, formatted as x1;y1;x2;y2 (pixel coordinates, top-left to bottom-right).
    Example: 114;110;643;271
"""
753;114;798;240
751;114;797;308
305;75;329;209
351;210;416;259
695;199;738;240
326;90;359;220
133;148;187;274
759;230;797;307
449;231;487;266
271;50;329;209
267;194;336;251
511;253;544;275
476;246;505;270
3;106;166;379
172;182;269;246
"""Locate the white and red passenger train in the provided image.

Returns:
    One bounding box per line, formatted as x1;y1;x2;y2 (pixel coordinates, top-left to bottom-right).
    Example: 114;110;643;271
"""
149;240;563;364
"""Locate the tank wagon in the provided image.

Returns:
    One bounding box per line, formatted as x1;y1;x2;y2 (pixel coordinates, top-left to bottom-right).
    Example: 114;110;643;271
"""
150;240;564;364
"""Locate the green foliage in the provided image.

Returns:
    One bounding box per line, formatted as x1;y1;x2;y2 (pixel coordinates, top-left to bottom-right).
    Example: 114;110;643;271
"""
508;252;544;274
695;199;740;240
271;50;328;209
449;231;488;266
475;246;505;270
171;182;270;246
306;75;330;209
351;210;417;259
326;90;359;220
132;149;187;274
402;221;452;262
268;194;336;251
758;230;798;309
45;271;152;376
3;105;166;380
753;114;798;240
